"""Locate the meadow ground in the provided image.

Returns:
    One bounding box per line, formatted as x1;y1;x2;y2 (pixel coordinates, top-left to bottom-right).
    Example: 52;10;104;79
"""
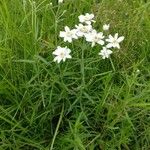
0;0;150;149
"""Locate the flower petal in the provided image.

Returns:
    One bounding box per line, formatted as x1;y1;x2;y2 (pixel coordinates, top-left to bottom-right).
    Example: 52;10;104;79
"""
114;33;118;40
65;26;70;32
117;36;124;43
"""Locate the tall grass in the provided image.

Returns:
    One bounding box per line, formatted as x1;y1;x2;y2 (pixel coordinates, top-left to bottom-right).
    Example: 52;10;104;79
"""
0;0;150;149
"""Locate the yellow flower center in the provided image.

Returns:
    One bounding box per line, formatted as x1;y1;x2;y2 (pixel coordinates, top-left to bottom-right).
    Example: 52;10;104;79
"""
81;27;87;32
60;52;65;58
66;31;73;37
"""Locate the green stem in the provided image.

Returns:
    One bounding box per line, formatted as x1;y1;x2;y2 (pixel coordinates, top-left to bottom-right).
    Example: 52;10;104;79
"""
50;104;64;150
109;57;116;72
81;47;85;88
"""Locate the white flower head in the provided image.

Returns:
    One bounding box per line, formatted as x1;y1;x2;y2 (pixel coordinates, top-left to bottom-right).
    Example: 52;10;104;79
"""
103;24;110;31
78;13;95;25
59;26;78;43
136;69;140;74
85;30;105;47
106;33;124;49
53;46;72;63
75;24;93;37
99;47;113;59
58;0;63;3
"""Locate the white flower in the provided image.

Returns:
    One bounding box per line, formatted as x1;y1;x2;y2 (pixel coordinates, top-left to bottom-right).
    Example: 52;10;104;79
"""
85;30;105;47
99;47;113;59
78;13;95;25
59;26;78;43
53;46;72;63
58;0;63;3
106;33;124;49
103;24;110;31
136;69;140;74
75;24;93;37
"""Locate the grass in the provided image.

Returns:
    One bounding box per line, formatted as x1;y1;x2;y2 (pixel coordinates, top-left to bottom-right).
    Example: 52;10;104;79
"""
0;0;150;149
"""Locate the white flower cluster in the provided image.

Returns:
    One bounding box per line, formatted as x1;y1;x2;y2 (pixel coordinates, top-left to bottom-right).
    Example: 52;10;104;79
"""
53;13;124;63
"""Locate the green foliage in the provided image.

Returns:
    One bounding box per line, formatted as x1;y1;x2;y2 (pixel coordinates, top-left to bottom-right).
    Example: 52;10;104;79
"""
0;0;150;149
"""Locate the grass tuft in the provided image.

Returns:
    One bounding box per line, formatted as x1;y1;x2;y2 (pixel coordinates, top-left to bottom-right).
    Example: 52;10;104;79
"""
0;0;150;149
